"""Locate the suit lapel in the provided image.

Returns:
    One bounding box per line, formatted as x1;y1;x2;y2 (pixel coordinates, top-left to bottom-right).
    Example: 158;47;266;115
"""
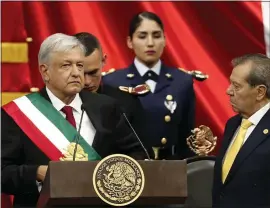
225;109;270;184
154;64;171;93
79;90;112;154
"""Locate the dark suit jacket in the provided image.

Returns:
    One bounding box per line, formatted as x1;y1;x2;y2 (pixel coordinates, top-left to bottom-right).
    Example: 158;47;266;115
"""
1;88;146;207
97;84;144;131
212;109;270;207
102;63;195;159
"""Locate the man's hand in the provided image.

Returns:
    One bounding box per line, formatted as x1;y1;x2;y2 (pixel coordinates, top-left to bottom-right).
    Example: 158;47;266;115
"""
36;165;48;182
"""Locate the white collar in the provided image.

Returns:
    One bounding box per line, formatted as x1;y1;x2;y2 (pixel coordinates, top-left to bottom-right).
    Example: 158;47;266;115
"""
46;87;82;113
248;102;270;126
134;58;161;76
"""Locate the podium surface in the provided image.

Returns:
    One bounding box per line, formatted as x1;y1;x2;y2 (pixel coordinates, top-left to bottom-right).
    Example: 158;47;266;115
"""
38;160;187;207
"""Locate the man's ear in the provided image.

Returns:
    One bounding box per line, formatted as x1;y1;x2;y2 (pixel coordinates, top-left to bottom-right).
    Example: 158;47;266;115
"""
127;36;133;49
256;85;267;101
163;34;166;48
39;64;50;82
102;54;107;67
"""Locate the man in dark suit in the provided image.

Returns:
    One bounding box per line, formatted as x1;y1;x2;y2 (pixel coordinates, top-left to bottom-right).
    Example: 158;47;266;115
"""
1;33;146;207
212;54;270;207
74;32;144;135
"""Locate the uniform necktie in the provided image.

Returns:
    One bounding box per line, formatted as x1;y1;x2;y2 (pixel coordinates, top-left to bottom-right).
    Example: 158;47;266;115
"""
142;70;159;82
222;119;253;183
61;106;76;128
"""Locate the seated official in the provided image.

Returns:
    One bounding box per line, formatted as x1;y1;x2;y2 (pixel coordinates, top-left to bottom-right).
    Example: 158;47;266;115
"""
1;33;146;207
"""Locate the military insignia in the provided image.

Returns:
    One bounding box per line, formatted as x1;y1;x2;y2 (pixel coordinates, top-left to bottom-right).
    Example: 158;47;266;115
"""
127;73;135;78
60;142;88;161
178;67;209;81
164;100;177;114
93;154;145;206
101;68;115;76
119;84;150;95
263;129;269;135
165;73;172;79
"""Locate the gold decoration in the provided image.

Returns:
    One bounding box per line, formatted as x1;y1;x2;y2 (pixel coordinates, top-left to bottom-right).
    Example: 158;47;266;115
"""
26;37;33;42
127;73;135;78
164;115;171;122
178;67;209;81
1;92;29;106
165;73;172;79
59;142;88;161
186;125;217;156
161;137;167;145
152;147;161;160
119;84;150;95
1;42;28;63
263;129;269;135
93;154;145;206
166;95;173;101
101;68;115;76
30;87;39;92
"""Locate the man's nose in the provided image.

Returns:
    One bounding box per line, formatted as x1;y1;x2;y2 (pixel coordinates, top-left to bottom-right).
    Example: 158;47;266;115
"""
84;75;92;86
71;65;81;76
226;85;233;95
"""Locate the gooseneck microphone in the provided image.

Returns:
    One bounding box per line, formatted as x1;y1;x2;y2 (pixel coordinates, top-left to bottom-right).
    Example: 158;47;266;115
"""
122;113;151;160
73;104;85;161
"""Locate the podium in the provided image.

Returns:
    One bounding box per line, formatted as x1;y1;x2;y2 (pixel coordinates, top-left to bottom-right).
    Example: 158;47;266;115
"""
37;160;187;207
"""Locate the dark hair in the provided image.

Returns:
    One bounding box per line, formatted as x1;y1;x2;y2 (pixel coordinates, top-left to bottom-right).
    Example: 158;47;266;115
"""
73;32;102;56
232;53;270;98
129;11;164;38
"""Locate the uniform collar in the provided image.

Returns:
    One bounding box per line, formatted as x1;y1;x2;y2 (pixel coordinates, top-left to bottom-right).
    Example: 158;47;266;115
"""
134;58;161;76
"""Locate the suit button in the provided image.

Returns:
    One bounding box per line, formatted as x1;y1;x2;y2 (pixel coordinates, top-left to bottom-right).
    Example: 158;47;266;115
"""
161;137;167;145
165;115;171;122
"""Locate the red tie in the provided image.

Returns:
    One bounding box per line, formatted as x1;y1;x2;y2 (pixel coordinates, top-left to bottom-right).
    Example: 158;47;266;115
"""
61;106;76;128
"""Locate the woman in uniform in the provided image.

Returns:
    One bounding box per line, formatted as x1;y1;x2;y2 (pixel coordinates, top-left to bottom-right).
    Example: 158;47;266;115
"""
102;11;196;160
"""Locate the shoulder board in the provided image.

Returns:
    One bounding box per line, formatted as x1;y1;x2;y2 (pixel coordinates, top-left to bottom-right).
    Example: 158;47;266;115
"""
178;67;209;81
101;68;115;76
178;67;191;74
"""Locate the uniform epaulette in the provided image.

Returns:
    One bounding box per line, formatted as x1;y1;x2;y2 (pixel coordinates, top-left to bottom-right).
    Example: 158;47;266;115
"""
101;68;115;76
178;67;209;81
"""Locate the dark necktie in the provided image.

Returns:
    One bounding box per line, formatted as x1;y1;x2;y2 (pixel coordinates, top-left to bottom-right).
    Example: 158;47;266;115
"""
142;70;159;82
61;106;76;128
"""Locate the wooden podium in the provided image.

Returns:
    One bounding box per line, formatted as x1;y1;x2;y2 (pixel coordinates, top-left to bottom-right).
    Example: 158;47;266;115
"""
37;160;187;207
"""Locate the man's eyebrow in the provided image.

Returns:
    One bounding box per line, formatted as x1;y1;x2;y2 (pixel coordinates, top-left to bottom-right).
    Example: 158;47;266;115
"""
85;69;99;74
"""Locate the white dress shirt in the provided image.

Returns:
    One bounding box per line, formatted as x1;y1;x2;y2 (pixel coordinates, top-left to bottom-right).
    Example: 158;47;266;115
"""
134;58;161;93
46;87;96;146
225;102;270;157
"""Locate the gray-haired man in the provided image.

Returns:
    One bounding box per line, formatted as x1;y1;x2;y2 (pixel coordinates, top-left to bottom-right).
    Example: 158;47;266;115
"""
1;33;146;207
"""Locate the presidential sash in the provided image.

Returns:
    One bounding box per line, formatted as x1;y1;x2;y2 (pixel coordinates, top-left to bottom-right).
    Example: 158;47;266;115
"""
3;93;101;161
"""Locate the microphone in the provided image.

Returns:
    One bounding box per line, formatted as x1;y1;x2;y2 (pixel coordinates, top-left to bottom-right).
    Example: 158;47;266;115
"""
73;104;86;161
122;112;151;160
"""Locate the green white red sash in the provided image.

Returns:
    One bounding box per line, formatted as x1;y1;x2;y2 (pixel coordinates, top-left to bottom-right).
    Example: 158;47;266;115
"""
3;93;101;161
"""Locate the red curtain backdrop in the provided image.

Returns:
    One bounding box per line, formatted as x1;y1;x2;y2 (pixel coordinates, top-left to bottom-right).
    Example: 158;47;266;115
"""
1;0;266;158
1;2;266;207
